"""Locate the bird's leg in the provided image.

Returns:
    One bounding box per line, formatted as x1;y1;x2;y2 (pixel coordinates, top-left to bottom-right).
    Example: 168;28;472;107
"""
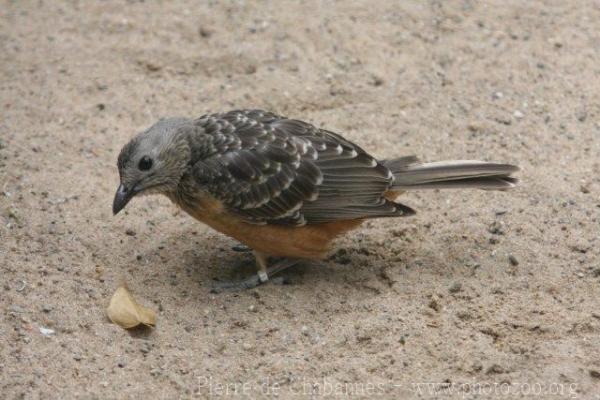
255;251;270;283
211;252;302;291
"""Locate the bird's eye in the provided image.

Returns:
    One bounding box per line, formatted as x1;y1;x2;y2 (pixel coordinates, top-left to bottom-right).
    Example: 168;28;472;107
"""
138;156;153;171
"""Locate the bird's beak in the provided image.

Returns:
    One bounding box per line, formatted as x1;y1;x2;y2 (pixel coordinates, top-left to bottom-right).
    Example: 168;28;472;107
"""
112;183;134;215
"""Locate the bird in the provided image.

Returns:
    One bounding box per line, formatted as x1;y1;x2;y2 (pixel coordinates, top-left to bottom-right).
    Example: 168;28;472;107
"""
113;109;518;289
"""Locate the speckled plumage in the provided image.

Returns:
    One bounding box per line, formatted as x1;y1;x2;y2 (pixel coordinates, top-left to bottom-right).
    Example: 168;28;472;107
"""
176;109;412;226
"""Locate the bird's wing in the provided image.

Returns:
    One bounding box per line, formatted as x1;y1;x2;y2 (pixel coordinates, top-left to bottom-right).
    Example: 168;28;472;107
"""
190;110;413;225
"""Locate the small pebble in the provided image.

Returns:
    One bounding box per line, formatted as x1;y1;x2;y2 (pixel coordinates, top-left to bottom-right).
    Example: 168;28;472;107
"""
513;110;524;119
231;244;250;252
590;370;600;379
242;342;254;351
488;221;505;235
125;229;136;236
198;27;213;38
449;282;462;293
39;327;55;336
508;255;519;266
428;299;440;312
371;76;384;87
248;305;257;313
301;326;309;336
486;364;505;375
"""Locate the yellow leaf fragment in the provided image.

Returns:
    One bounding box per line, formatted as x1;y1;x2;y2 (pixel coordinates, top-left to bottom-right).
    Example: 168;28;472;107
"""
106;286;156;329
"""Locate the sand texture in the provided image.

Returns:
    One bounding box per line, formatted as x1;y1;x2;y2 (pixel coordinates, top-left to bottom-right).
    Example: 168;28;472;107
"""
1;1;599;398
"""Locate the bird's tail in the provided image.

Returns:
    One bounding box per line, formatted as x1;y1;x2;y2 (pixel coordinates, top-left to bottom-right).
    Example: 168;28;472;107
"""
383;156;519;191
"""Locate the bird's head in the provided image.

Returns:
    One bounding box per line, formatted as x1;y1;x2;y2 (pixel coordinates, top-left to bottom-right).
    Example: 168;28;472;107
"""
113;118;192;215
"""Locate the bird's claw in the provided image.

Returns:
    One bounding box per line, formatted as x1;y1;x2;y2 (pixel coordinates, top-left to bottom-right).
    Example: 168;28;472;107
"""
210;258;302;292
210;274;264;292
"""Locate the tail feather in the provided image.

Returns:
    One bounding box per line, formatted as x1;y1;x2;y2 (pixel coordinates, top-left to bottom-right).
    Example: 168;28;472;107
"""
384;157;519;191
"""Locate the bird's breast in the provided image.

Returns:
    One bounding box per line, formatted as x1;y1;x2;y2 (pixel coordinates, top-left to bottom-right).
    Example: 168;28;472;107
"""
172;191;362;259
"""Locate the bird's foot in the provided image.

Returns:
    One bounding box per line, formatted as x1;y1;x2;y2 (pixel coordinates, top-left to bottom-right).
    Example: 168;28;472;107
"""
211;258;301;291
211;274;262;291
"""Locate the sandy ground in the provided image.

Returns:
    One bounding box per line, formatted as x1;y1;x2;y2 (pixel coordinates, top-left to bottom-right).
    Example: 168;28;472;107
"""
2;1;600;399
